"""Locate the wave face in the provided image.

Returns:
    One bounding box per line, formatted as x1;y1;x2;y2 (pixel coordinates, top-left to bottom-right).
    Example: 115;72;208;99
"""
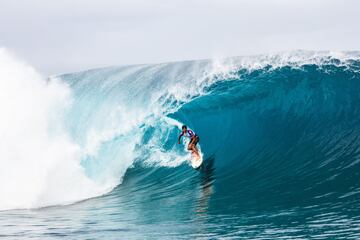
1;50;360;239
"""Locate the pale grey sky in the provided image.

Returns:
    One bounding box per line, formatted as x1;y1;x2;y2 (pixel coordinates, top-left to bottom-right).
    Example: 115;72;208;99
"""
0;0;359;75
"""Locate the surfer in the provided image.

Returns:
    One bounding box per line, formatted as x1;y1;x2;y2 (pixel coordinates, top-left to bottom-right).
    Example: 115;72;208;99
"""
178;125;200;157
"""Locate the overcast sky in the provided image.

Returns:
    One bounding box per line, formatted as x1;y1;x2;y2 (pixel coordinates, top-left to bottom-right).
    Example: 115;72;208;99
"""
0;0;359;75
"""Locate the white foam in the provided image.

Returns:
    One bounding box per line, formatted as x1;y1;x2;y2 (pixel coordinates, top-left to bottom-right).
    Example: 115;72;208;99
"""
214;50;360;73
0;49;112;210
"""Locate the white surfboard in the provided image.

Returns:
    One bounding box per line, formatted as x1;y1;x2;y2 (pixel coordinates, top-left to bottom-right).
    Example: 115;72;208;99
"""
191;152;203;169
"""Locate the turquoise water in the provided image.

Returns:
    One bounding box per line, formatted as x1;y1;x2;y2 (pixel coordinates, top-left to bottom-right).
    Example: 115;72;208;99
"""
1;51;360;239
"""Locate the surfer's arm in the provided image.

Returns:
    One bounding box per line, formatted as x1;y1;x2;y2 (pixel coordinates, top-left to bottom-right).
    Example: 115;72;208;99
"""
178;133;184;144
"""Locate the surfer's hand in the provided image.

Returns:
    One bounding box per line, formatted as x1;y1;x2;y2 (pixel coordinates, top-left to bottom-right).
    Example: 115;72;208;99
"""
178;141;180;144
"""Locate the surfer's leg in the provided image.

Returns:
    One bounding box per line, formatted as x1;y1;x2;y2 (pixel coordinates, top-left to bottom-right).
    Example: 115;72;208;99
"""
192;136;199;154
187;143;192;151
188;144;197;154
190;137;199;156
188;137;195;151
188;142;197;155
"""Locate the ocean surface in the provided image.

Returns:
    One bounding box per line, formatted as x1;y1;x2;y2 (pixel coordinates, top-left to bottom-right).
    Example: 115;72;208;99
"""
1;50;360;239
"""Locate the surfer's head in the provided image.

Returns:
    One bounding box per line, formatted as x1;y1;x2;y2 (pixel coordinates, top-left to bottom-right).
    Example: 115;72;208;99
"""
182;125;187;132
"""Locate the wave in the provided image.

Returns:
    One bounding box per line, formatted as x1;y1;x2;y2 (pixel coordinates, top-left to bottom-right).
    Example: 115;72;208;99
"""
0;49;359;210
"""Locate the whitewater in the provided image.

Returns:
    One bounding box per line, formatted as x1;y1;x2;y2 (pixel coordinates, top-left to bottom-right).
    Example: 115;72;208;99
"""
1;48;360;239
